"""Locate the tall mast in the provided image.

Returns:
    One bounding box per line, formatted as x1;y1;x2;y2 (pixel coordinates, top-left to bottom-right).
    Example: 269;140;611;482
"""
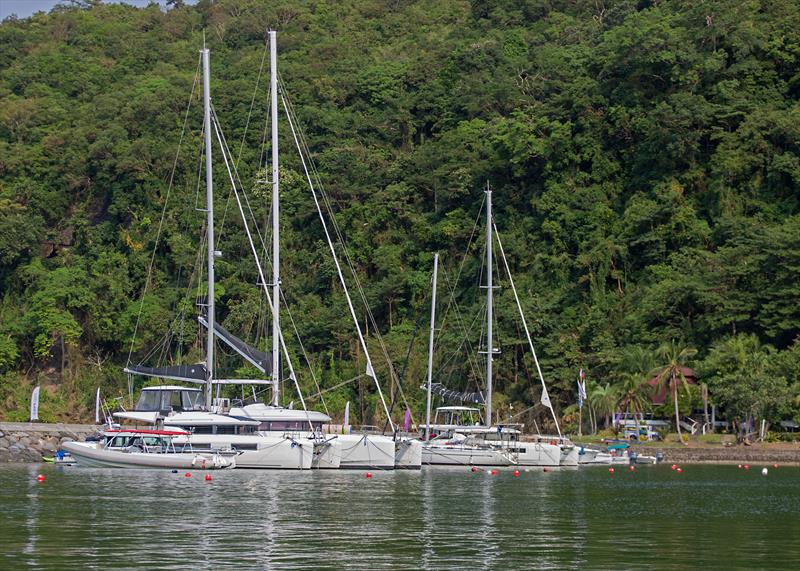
425;253;439;441
485;182;493;427
202;47;215;409
269;30;280;407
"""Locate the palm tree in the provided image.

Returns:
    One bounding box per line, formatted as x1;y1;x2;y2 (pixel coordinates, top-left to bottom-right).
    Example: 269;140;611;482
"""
617;373;650;420
652;340;697;445
589;382;619;432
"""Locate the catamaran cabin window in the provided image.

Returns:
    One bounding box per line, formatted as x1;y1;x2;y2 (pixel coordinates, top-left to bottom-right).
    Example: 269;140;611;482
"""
136;391;161;411
183;391;204;411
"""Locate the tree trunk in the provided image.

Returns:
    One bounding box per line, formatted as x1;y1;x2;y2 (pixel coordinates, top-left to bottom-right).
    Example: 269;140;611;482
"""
673;381;686;445
60;335;66;381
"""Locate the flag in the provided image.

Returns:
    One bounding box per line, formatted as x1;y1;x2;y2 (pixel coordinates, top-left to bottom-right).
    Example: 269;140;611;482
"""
403;407;411;433
95;387;101;424
343;401;350;434
30;386;40;422
579;368;586;380
540;385;552;409
366;361;375;379
577;380;584;410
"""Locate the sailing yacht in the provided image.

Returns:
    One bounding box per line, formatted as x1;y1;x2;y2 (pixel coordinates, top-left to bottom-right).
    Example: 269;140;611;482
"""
421;185;575;468
119;42;337;470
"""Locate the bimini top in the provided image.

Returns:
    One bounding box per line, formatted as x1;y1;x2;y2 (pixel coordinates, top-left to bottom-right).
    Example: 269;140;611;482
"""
163;411;260;427
436;406;481;413
141;385;201;392
230;403;331;424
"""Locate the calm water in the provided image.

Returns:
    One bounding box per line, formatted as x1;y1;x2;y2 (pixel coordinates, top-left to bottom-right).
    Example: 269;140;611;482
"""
0;463;798;570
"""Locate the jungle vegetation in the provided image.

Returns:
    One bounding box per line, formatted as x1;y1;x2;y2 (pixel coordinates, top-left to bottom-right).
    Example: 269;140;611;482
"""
0;0;798;435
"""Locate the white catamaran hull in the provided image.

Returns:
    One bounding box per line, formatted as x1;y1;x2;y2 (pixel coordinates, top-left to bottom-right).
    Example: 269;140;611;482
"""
577;448;613;465
61;441;234;470
422;443;513;466
394;438;422;469
171;434;313;469
506;442;562;467
338;434;396;469
559;445;580;467
313;437;342;469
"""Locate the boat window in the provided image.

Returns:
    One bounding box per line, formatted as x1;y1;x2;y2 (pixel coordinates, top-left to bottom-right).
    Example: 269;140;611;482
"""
160;391;173;411
109;436;130;447
169;391;182;410
136;390;161;411
234;444;258;451
192;426;213;434
182;391;204;411
215;426;236;435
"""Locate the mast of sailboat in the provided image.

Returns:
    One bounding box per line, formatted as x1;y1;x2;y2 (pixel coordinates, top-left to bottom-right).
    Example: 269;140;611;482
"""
485;182;493;427
425;253;439;441
269;30;280;406
202;46;215;410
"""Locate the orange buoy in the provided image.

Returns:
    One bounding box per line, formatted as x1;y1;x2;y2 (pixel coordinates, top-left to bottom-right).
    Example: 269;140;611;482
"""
184;472;191;478
737;464;742;469
773;463;779;469
36;474;45;482
366;472;373;478
513;470;520;477
204;474;212;482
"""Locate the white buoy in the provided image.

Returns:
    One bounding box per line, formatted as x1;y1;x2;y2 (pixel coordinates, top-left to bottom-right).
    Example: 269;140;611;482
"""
762;467;768;476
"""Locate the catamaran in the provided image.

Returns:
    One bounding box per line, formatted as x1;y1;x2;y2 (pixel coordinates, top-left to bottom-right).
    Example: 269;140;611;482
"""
420;185;577;468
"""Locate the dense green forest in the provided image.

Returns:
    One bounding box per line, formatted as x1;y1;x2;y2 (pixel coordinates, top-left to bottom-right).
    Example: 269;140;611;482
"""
0;0;798;434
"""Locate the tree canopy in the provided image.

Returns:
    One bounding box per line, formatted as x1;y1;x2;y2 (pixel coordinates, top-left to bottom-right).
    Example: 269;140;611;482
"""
0;0;798;428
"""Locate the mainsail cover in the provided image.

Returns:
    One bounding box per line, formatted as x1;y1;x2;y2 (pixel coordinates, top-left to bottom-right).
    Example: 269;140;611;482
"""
197;316;272;375
123;364;208;384
427;382;485;405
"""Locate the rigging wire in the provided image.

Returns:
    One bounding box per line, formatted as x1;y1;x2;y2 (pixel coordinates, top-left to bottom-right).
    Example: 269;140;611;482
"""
279;82;410;425
126;53;202;400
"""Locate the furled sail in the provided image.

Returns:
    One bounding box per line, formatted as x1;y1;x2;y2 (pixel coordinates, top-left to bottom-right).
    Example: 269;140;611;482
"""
197;316;272;374
123;364;208;384
427;382;485;404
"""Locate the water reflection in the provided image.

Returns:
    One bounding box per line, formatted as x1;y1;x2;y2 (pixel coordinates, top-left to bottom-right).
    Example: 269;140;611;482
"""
1;465;799;569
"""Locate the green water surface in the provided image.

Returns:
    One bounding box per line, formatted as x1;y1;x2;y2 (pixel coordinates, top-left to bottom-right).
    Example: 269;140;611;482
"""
0;463;797;570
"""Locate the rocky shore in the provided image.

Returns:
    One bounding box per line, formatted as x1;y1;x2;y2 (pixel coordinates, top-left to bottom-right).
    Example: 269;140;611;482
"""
630;444;800;466
0;422;99;463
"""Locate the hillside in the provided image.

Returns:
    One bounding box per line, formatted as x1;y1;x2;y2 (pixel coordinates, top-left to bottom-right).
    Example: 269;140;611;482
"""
0;0;798;430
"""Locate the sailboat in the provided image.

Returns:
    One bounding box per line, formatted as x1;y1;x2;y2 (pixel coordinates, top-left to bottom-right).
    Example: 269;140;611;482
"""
115;41;342;470
421;184;576;468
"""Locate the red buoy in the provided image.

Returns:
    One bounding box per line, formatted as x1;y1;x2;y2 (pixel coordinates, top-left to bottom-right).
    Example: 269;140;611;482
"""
366;472;373;478
744;464;750;470
543;467;549;473
471;466;478;473
513;470;520;477
36;474;45;482
629;465;635;471
609;468;615;474
490;469;498;476
204;474;212;482
677;468;683;473
184;472;191;478
671;464;677;470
